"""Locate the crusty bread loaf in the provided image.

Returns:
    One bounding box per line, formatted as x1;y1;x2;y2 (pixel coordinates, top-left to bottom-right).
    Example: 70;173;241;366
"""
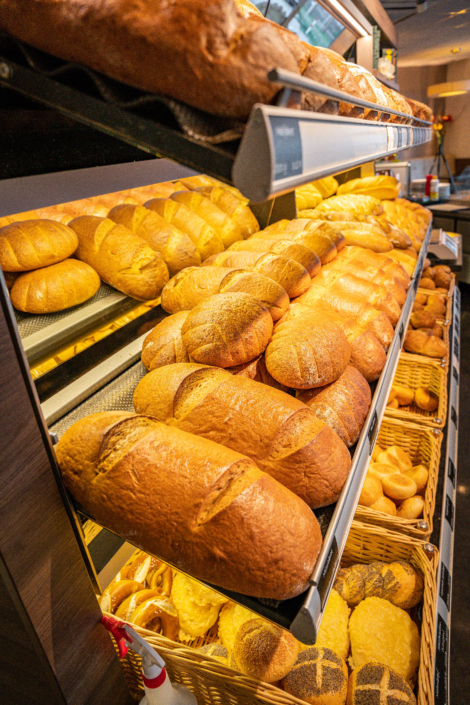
254;224;338;264
316;48;365;118
322;255;407;306
404;329;447;358
233;619;299;683
383;86;413;124
47;199;110;219
406;97;433;123
284;647;349;705
141;311;189;371
334;246;410;290
3;271;18;290
227;354;288;392
228;239;321;278
347;64;392;121
161;266;289;321
107;204;200;275
265;314;351;389
297;366;371;447
277;220;347;252
196;186;260;238
133;363;351;508
144;198;224;261
300;44;339;114
68;216;169;300
0;219;78;272
202;251;311;298
170;191;244;247
10;259;100;313
182;292;273;367
56;411;322;599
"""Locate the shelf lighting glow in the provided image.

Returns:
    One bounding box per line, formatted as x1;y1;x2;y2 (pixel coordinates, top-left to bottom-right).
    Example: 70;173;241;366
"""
428;80;470;98
324;0;371;37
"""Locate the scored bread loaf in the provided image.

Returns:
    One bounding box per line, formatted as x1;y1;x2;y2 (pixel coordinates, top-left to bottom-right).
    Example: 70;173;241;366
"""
227;354;288;392
280;219;347;252
254;223;339;263
182;292;273;367
403;329;447;358
161;266;289;320
56;411;322;599
133;363;351;508
0;219;78;272
10;259;100;313
228;239;321;278
202;251;311;298
107;204;200;275
265;314;351;389
170;191;244;247
144;198;224;260
297;365;371;447
334;246;410;290
195;186;260;238
316;48;365;118
322;254;407;306
301;44;339;115
68;216;169;300
141;311;189;371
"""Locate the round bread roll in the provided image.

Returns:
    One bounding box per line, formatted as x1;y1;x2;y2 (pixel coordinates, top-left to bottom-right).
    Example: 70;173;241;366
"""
10;259;100;313
397;496;424;520
369;496;397;516
419;278;435;290
368;463;398;483
283;646;348;705
359;475;383;507
197;643;230;664
347;662;417;705
182;292;273;367
404;465;428;493
233;619;299;683
382;473;417;501
377;446;412;472
414;388;438;412
380;561;424;609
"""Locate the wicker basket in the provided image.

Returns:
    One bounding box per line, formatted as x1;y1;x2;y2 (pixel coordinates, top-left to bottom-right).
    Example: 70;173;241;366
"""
111;523;438;705
385;353;448;427
355;417;442;537
417;272;454;322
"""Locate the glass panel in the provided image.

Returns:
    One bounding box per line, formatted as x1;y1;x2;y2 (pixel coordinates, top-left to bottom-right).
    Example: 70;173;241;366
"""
254;0;345;47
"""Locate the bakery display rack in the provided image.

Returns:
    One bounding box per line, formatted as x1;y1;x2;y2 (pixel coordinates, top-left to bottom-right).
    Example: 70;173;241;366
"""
0;33;432;202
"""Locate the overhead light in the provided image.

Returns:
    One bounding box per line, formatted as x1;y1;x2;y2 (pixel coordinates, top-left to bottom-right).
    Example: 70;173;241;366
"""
321;0;371;37
451;47;462;54
428;80;470;98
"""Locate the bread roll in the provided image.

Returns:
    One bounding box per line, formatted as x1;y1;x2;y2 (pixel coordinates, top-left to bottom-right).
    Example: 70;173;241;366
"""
392;385;414;406
316;589;350;662
382;474;417;501
397;496;424;520
233;619;299;682
203;251;311;298
283;647;348;705
359;475;383;507
196;186;260;238
107;204;200;275
141;311;189;371
197;643;229;664
144;198;224;260
404;465;428;493
10;259;100;313
228;238;321;278
347;663;417;705
0;219;78;272
56;412;322;599
377;446;412;472
414;387;438;412
266;314;351;389
297;366;371;447
161;266;289;320
133;363;351;509
369;496;397;516
68;216;169;300
182;292;273;367
404;329;447;358
170;191;244;247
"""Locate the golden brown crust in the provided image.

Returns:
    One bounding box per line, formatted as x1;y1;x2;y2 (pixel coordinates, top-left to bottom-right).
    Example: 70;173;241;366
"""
141;311;190;371
347;662;417;705
0;219;78;272
404;329;447;358
228;238;321;278
234;619;299;682
56;412;322;599
284;646;348;705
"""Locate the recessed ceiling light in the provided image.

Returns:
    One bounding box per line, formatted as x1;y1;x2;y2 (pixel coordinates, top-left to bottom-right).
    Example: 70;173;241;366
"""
451;47;462;54
428;80;470;98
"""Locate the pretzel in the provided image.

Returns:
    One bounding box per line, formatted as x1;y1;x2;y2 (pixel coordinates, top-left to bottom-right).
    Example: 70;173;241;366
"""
130;597;179;641
99;579;142;614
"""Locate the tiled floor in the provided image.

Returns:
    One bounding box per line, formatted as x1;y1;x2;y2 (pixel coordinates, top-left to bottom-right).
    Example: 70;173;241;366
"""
450;282;470;703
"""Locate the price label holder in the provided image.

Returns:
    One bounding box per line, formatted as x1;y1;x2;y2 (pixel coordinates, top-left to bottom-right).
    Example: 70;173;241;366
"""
434;286;460;705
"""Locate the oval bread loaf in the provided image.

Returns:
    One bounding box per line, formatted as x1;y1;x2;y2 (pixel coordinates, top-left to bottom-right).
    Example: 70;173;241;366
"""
181;292;273;367
141;311;190;371
195;185;260;238
68;216;169;301
56;411;322;600
10;259;100;313
253;225;338;264
170;191;244;247
0;219;78;272
228;238;321;278
133;363;351;508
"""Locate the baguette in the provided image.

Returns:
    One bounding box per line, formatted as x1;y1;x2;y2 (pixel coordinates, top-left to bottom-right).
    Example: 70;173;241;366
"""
182;292;273;367
296;365;371;447
195;186;260;238
170;191;244;247
107;204;200;275
202;251;311;298
403;330;447;358
68;216;169;301
0;220;78;272
144;198;224;261
228;239;321;278
141;311;189;371
56;411;322;599
161;266;289;320
133;364;351;508
10;259;100;313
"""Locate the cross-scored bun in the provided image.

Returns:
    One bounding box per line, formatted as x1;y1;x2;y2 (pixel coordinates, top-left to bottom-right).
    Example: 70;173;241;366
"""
283;646;348;705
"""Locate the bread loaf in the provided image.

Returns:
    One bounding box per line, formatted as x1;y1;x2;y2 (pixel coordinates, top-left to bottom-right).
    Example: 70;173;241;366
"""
182;292;273;367
133;363;351;508
347;64;392;121
336;247;410;290
141;311;189;371
202;251;311;298
170;191;244;247
403;329;447;358
228;238;321;278
56;411;322;599
337;176;401;201
320;256;406;306
68;216;169;300
144;199;224;260
10;259;100;313
107;204;200;275
227;354;288;392
314;195;383;217
317;48;365;118
301;45;340;115
255;222;339;263
266;219;347;252
406;98;433;123
296;366;371;447
233;619;299;682
0;220;78;272
283;647;349;705
196;186;260;238
161;266;289;320
265;314;351;389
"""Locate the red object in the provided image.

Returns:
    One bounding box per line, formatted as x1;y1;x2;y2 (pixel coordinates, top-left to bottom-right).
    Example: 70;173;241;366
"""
101;615;131;659
143;669;167;689
425;174;433;197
